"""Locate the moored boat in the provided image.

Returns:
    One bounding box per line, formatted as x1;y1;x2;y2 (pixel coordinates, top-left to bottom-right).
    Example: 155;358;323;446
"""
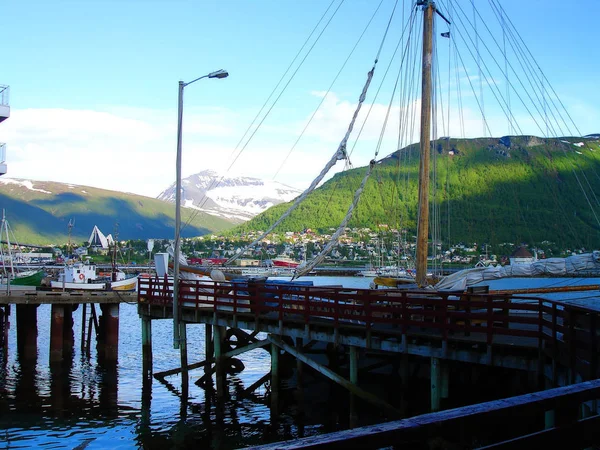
271;255;301;268
50;260;137;291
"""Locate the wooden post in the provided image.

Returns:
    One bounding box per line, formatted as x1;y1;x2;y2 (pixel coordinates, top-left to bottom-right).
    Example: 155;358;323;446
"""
205;324;213;377
16;304;37;360
50;304;65;363
142;315;152;380
63;305;74;356
271;341;280;419
296;337;304;388
1;305;9;350
431;357;441;412
99;303;119;363
441;361;449;400
80;303;87;353
415;0;434;287
349;346;358;385
214;325;224;397
180;321;188;392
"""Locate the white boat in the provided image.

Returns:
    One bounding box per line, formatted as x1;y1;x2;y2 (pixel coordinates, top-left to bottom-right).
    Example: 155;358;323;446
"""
50;260;137;291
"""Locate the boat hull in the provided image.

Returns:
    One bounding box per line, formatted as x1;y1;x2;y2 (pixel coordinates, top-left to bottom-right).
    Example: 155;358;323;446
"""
10;270;45;286
50;276;137;291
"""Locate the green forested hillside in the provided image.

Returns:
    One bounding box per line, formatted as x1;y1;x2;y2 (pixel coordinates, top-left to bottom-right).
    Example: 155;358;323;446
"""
0;180;234;245
236;136;600;249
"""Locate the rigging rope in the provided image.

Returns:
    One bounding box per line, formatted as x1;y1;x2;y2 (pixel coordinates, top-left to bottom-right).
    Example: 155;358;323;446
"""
224;66;376;266
293;160;376;278
179;0;345;234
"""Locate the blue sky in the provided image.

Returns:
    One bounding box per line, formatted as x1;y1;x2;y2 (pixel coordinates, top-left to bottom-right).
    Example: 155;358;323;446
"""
1;0;599;197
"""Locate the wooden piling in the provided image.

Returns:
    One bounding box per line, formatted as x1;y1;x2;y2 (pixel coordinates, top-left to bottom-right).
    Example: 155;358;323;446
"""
50;304;65;363
179;321;188;392
80;303;87;352
349;346;358;385
99;303;119;363
205;324;213;377
0;305;8;349
16;304;37;360
214;325;224;397
431;357;441;412
271;341;280;419
142;315;152;379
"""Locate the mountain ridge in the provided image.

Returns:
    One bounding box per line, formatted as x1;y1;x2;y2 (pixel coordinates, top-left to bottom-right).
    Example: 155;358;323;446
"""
234;135;600;250
0;178;234;245
157;169;302;222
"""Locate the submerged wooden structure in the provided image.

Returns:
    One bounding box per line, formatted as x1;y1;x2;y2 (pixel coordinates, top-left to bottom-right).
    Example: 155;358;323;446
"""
137;275;600;447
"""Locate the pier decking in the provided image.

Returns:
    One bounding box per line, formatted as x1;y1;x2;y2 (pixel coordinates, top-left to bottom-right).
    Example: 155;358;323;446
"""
137;276;600;447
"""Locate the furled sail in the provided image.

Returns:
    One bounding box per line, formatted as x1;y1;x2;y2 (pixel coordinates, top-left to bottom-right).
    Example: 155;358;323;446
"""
435;251;600;292
225;67;376;266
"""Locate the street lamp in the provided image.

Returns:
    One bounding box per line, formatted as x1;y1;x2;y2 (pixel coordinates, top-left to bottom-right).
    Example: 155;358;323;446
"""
173;69;229;349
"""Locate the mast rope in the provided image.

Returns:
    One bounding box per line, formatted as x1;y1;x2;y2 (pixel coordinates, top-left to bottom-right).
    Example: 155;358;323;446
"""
179;0;345;234
224;1;403;266
225;66;376;266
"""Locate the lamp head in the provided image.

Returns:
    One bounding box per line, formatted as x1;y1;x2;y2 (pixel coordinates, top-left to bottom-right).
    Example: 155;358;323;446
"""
208;69;229;79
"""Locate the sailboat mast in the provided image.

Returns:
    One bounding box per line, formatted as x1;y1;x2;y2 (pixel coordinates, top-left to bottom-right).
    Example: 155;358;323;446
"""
416;1;434;287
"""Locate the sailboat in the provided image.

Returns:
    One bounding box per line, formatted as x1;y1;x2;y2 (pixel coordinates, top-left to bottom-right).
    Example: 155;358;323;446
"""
219;1;599;292
0;210;45;290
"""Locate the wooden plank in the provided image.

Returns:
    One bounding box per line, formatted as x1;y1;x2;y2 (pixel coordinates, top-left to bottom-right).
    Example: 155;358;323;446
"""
247;379;600;449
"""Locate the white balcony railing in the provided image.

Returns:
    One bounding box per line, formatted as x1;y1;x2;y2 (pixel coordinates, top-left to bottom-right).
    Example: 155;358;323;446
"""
0;85;9;123
0;85;8;106
0;143;6;175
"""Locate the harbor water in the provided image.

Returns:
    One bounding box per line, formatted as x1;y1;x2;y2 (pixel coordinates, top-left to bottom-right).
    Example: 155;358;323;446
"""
1;276;599;449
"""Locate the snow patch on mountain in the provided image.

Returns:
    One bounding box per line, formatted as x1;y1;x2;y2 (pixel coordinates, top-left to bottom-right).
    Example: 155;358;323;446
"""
0;177;52;194
158;170;301;222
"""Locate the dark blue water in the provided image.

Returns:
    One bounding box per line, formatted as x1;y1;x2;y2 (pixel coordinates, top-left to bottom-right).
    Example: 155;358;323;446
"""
0;276;598;448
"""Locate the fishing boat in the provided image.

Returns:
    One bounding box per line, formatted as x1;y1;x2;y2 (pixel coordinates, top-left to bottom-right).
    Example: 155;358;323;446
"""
270;255;301;268
50;259;137;291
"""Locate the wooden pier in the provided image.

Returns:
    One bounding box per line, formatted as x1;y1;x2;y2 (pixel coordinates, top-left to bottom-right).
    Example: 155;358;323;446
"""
137;276;600;447
0;290;135;363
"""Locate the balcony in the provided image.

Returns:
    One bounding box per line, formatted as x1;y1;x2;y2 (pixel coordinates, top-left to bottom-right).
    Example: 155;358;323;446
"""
0;85;9;123
0;143;6;176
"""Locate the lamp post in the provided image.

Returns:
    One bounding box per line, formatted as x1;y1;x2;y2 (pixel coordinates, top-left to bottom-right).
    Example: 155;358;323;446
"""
173;69;229;349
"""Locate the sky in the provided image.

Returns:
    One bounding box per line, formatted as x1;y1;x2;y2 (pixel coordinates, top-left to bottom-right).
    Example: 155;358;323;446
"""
1;0;599;198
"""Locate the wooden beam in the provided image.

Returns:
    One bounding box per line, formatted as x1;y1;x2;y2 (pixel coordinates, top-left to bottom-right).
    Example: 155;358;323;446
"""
268;336;401;418
248;378;600;450
154;339;270;378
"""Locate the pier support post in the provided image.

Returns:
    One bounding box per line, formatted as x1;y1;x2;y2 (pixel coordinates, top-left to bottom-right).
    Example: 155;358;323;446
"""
16;304;37;360
64;305;74;356
431;357;441;412
80;303;87;352
0;305;9;349
441;361;449;400
271;341;280;418
50;304;65;363
179;321;188;392
205;324;213;377
98;303;119;363
349;346;358;385
214;325;224;397
141;316;152;380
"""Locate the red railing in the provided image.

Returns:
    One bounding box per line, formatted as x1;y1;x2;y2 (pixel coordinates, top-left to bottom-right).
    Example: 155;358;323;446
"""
138;277;600;378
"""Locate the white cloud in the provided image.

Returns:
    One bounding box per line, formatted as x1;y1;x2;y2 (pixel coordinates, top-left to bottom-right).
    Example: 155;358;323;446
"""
1;88;597;200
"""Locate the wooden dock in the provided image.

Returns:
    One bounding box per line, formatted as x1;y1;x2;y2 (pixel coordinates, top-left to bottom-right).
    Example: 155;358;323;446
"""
136;276;600;447
0;290;136;305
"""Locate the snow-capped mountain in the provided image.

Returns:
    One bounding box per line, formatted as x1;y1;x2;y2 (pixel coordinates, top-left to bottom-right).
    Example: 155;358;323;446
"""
157;170;302;222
